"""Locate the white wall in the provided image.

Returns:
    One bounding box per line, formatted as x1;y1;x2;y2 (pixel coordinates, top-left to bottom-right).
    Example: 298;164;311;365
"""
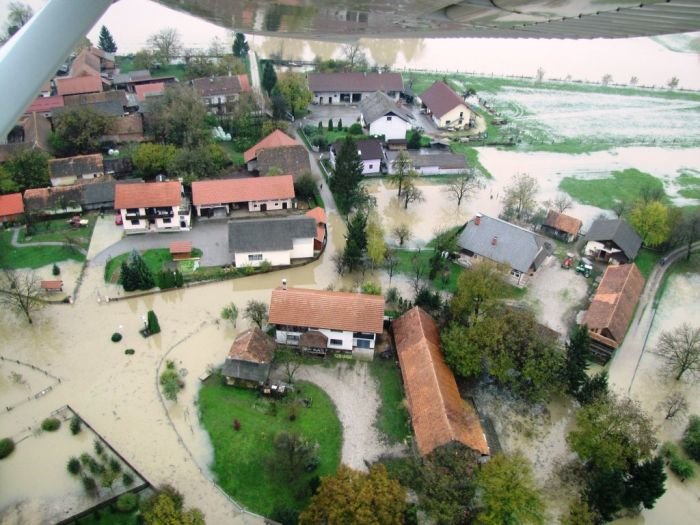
369;115;410;141
435;104;472;129
291;237;314;259
415;166;464;176
361;158;381;175
119;204;189;233
248;198;292;212
234;249;290;268
275;328;376;352
195;203;229;217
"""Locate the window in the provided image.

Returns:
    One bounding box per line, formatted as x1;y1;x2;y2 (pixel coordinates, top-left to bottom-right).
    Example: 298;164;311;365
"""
329;339;343;346
459;111;464;117
126;208;139;214
368;164;373;170
163;218;171;224
248;254;263;261
446;120;451;125
386;116;392;121
355;339;371;349
130;219;140;226
286;334;300;343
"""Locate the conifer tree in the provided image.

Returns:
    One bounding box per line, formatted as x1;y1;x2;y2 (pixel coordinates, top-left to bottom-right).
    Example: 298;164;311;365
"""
330;136;364;214
232;32;249;57
98;26;117;53
261;62;277;95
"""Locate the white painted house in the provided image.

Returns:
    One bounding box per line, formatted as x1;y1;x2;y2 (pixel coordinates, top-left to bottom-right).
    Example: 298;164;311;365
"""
114;181;191;234
359;91;412;140
228;215;316;267
419;81;474;130
191;175;295;218
268;287;385;356
330;138;384;175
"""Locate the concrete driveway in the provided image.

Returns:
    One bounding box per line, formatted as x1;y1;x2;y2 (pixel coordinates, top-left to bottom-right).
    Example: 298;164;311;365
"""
304;104;362;127
91;220;231;266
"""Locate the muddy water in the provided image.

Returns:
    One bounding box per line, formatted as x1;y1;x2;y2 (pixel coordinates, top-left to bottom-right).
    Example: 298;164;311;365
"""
0;360;55;409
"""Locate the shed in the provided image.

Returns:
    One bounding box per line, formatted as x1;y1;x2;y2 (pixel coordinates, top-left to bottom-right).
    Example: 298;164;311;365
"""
222;327;276;388
41;280;63;292
169;241;193;260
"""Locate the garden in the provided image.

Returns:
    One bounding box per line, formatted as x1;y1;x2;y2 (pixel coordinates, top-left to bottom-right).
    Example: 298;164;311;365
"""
299;120;366;152
198;377;342;517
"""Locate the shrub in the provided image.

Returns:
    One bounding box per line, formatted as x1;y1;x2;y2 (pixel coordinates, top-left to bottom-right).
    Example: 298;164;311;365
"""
82;475;98;496
259;260;272;273
94;439;105;457
270;506;300;525
116;492;139;513
52;263;60;276
67;457;81;475
337;118;343;130
147;310;161;335
348;122;363;135
122;472;135;486
0;438;15;460
328;118;333;131
80;453;93;466
109;457;122;473
683;415;700;461
233;419;241;431
125;348;135;355
312;136;328;150
41;417;61;432
70;415;82;435
361;281;382;295
669;455;695;480
111;332;122;342
160;365;183;401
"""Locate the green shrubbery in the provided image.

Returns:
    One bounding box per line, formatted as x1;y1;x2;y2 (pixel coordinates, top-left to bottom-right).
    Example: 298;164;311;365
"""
67;457;81;475
160;360;183;401
158;269;184;289
660;441;695;481
41;417;61;432
116;492;139;513
125;348;135;355
147;310;161;335
348;123;363;135
0;438;15;459
111;332;122;342
683;416;700;461
70;415;82;435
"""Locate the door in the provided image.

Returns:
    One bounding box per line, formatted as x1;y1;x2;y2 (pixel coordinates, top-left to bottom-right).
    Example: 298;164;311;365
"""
260;203;267;212
282;202;288;210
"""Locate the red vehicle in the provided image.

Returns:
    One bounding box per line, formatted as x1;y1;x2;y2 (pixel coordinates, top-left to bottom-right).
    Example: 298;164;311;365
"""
115;212;123;225
562;253;574;269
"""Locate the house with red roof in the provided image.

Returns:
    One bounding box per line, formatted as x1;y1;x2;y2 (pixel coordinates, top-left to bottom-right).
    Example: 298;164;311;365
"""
191;75;250;114
24;95;64;117
191;175;295;217
114;181;191;233
135;82;165;102
419;81;474;130
305;207;327;251
55;76;103;97
0;193;24;224
244;129;300;169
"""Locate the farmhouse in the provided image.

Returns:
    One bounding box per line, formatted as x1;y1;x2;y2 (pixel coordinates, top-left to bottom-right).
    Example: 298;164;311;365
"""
402;150;468;176
330;138;384;175
393;307;490;457
114;181;191;233
456;213;551;285
191;175;295;217
584;218;642;264
359;91;412;140
243;130;310;177
222;327;276;389
23;186;82;215
541;210;582;242
48;154;104;187
0;111;51;162
268;287;385;356
0;193;24;224
419;81;474;130
228;216;315;267
191;75;250;114
55;76;103;97
584;263;645;361
309;72;403;104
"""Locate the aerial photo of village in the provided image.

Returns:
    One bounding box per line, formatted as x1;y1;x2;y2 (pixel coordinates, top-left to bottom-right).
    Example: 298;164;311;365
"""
1;1;700;524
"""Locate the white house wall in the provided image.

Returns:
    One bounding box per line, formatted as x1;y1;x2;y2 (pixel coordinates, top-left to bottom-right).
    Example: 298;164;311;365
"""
275;327;377;352
234;249;290;268
291;237;314;259
314;90;400;105
248;198;292;212
119;204;189;234
369;115;410;141
435;104;472;129
361;158;381;175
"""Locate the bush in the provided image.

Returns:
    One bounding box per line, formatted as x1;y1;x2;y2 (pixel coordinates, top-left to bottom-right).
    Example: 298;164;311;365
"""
82;475;98;496
361;281;382;295
52;263;60;276
683;415;700;461
147;310;161;335
348;122;363;135
312;136;328;151
0;438;15;459
125;348;135;355
111;332;122;342
109;457;122;473
70;415;82;435
327;118;333;131
67;457;81;475
337;118;343;130
407;130;422;149
270;506;300;525
94;439;105;457
41;417;61;432
122;472;135;486
259;260;272;272
116;492;139;513
669;455;695;480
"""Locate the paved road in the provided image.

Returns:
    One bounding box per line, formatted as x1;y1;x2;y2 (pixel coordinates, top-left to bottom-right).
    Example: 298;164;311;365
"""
608;241;700;394
247;49;265;111
10;227;87;255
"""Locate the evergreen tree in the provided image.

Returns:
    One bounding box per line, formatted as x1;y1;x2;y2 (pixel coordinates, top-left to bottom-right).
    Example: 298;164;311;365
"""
128;250;155;290
330;136;364;214
147;310;161;334
564;324;591;398
98;25;117;53
261;61;278;95
343;211;368;273
232;32;249;57
119;260;136;292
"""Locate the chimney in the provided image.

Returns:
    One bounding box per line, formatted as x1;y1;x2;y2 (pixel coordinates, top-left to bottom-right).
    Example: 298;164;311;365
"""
475;213;481;226
281;278;287;290
491;236;498;246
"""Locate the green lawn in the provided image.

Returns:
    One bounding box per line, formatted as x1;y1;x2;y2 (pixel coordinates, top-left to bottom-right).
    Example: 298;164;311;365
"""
19;215;96;249
393;249;462;293
449;142;492;179
218;141;246;167
368;359;410;444
115;56;187;81
104;249;172;283
634;248;663;279
0;230;85;269
677;170;700;200
559;168;667;210
198;377;342;516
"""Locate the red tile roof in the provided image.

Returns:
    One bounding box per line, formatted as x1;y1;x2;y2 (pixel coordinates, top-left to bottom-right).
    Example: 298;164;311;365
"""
191;74;250;97
55;76;103;96
40;280;63;291
135;82;165;101
393;307;490;456
114;181;181;209
420;81;468;119
544;210;582;236
243;130;299;163
25;95;64;114
305;207;327;243
191;175;295;206
169;241;192;255
269;287;384;334
228;326;276;364
0;193;24;218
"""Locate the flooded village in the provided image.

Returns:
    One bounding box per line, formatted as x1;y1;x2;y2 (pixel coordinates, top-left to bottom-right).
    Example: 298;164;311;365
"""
2;2;700;525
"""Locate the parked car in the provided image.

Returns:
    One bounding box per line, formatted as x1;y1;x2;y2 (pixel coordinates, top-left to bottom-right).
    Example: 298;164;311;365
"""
115;213;123;225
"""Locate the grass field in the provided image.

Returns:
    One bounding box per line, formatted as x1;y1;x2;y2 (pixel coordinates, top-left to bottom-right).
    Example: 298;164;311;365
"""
367;359;409;444
393;249;462;293
198;378;342;516
218;141;245;167
18;215;96;249
450;143;492;178
0;230;85;269
559;168;667;210
104;249;172;283
677;170;700;199
115;57;187;81
634;248;663;279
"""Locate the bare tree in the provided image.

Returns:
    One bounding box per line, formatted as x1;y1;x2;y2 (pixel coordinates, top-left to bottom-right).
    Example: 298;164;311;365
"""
243;300;268;329
629;76;639;86
384;249;399;283
535;67;545;83
0;270;43;324
341;43;368;71
208;36;225;57
544;193;574;213
392;224;411;246
389;151;414;197
147;28;183;64
446;169;481;208
331;252;345;276
283;354;301;384
601;74;613;86
502;173;539;222
6;1;33;36
657;324;700;381
409;251;425;296
612;199;629;219
667;77;680;90
659;391;689;420
402;181;425;210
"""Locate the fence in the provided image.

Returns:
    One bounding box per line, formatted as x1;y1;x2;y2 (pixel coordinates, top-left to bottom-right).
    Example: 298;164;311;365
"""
0;355;62;414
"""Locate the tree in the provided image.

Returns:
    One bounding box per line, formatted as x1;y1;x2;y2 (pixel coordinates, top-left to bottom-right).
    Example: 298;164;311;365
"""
392;224;411;246
402;180;424;210
561;498;597;525
168;144;229;181
98;25;117;53
50;107;110;156
388;150;415;197
407;130;422;150
667;76;680;90
629;200;670;247
299;464;406;525
366;217;386;269
442;323;483;378
262;61;278;95
132;143;178;179
159;361;183;401
275;72;313;117
142;486;205;525
576;371;609;406
601;74;613;86
146;86;210;148
147;310;161;334
294;172;316;202
244;300;268;328
6;1;32;37
341;43;369;72
474;453;545;525
270;89;289;120
656;323;700;380
221;302;239;327
0;270;43;324
330;136;365;214
271;431;319;482
659;391;688;420
450;261;506;325
535;67;545;83
232;32;250;57
3;149;49;191
502;173;539;223
682;416;700;461
546;193;574;213
630;76;639;86
384;249;399;283
564;324;592;398
147;28;182;64
120;251;155;291
133;49;156;70
446;169;481;207
343;211;368;273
